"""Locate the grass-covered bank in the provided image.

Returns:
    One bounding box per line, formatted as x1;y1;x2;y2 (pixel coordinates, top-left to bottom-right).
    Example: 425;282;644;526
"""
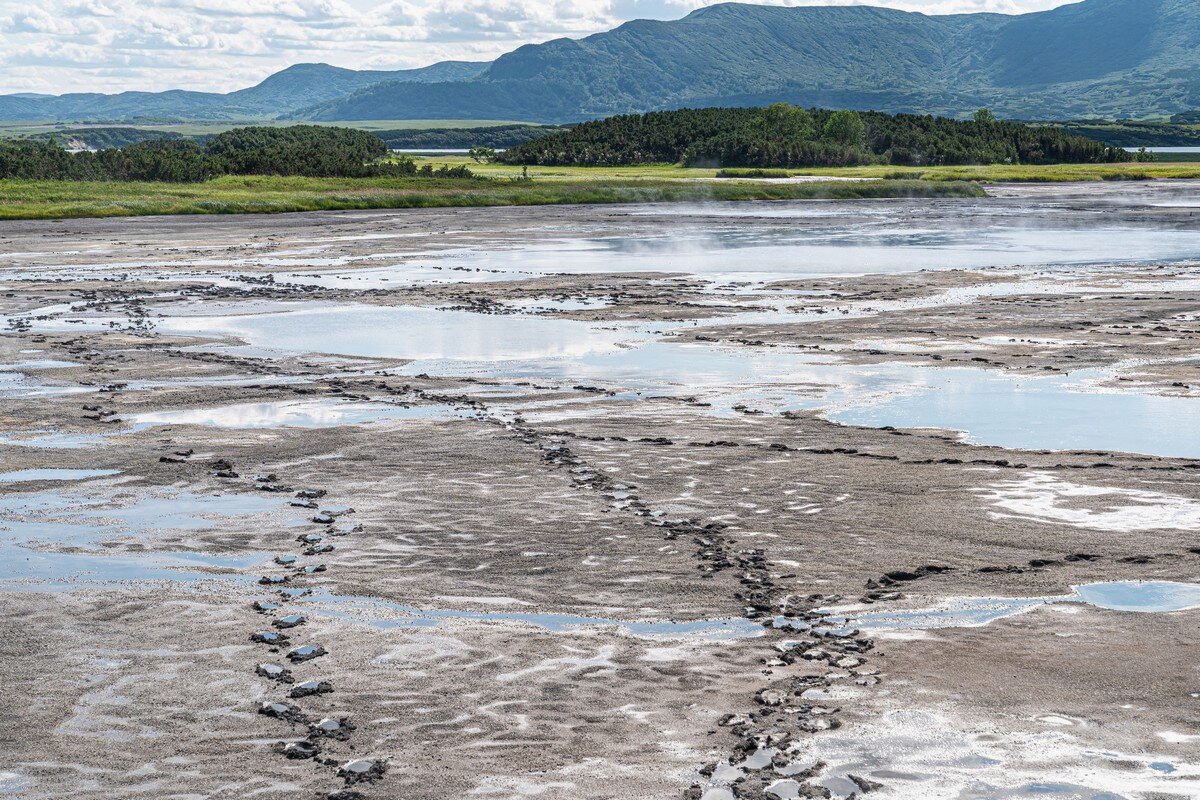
0;175;983;220
714;162;1200;182
437;157;1200;183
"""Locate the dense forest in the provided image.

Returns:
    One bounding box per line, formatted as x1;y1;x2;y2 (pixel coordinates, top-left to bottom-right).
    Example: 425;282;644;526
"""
0;125;475;182
500;106;1131;168
375;124;563;150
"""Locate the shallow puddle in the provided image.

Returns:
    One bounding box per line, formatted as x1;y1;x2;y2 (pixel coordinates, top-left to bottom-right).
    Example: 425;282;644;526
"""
0;486;295;588
130;398;461;429
153;301;632;361
414;341;1200;458
292;225;1200;280
296;588;763;640
0;469;120;483
0;543;264;591
0;487;287;546
839;581;1200;632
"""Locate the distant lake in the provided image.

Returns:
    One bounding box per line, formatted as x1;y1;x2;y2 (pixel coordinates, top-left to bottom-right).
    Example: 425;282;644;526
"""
391;149;471;154
1137;147;1200;153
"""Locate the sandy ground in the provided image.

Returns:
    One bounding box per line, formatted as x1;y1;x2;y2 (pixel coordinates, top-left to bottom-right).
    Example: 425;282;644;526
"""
1;184;1199;800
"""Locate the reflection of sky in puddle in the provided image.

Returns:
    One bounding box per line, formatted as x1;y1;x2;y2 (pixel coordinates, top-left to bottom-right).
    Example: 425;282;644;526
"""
838;581;1200;632
0;361;89;399
0;428;133;450
31;218;1193;291
410;342;1200;458
295;588;763;640
0;487;293;589
153;302;631;361
0;488;288;547
825;366;1200;459
0;544;262;592
281;227;1200;281
12;212;1200;458
130;399;464;429
0;468;120;483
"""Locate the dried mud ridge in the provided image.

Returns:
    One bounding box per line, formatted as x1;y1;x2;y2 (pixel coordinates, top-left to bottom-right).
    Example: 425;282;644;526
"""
489;419;878;799
477;402;1200;798
158;452;389;799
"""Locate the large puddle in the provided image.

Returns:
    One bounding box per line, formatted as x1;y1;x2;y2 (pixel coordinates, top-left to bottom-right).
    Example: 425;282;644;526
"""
239;225;1200;285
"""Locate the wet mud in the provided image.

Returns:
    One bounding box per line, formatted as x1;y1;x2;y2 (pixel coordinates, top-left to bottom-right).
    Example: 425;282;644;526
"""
1;183;1199;799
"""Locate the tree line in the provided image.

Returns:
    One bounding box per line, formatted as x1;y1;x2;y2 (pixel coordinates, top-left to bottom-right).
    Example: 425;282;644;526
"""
0;125;476;182
500;106;1131;168
374;124;564;150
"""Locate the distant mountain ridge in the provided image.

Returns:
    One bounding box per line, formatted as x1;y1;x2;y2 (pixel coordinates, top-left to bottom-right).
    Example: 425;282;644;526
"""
3;0;1198;124
0;61;488;123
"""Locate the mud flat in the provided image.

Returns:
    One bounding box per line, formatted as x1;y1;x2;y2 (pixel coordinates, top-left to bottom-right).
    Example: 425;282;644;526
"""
1;182;1199;799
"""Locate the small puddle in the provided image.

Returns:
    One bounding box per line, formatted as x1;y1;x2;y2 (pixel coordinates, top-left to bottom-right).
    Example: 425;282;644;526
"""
0;487;288;545
295;588;762;640
0;428;142;450
152;301;633;361
0;543;264;592
0;486;294;589
0;468;120;483
839;581;1200;632
130;399;462;429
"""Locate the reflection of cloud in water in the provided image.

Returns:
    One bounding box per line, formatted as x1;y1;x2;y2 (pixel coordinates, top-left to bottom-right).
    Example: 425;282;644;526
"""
131;399;462;429
154;302;633;362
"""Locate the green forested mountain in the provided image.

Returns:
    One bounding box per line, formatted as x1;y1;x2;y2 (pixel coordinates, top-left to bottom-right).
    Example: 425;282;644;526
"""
499;107;1129;167
299;0;1200;122
3;0;1197;125
0;62;488;123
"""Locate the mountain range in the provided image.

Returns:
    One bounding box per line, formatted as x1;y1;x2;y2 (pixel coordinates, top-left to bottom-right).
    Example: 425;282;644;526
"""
0;61;486;123
3;0;1197;125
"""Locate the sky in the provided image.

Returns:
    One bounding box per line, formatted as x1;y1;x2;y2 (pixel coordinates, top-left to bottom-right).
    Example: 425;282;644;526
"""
0;0;1076;96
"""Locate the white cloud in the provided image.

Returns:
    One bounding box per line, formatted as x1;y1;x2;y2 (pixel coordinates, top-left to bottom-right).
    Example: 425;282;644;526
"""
0;0;1075;95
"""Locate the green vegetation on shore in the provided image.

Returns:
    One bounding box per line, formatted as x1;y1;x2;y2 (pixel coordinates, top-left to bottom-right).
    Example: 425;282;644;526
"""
0;176;983;221
501;107;1128;169
0;125;473;182
713;162;1200;182
418;155;1200;183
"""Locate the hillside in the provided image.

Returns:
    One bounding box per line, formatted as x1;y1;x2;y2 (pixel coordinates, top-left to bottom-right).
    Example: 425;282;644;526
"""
4;0;1198;125
0;61;489;123
298;0;1200;122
